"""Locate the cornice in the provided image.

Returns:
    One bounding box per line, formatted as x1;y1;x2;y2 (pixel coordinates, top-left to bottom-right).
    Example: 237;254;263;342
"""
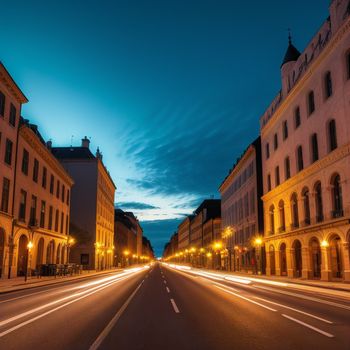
20;125;74;186
219;145;255;193
0;63;28;104
261;16;350;136
262;142;350;202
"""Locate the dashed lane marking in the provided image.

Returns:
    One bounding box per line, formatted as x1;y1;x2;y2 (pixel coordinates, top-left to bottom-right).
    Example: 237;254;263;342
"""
170;299;180;313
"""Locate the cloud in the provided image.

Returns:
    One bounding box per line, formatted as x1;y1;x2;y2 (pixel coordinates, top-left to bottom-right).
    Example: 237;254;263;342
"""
116;201;160;210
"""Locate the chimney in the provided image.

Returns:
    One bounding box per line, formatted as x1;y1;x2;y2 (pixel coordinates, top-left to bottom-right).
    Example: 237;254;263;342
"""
96;147;103;160
46;140;52;149
81;136;90;148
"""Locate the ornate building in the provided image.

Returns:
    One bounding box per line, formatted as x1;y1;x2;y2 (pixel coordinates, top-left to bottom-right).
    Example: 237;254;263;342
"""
260;0;350;281
52;138;116;270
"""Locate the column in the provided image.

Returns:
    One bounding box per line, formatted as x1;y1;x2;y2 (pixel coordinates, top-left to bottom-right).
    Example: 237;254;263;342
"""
321;246;331;281
301;246;311;279
287;248;294;278
342;242;350;282
275;249;281;276
265;245;271;276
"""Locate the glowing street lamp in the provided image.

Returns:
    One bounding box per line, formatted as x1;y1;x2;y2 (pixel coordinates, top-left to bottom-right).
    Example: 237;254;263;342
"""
254;237;263;275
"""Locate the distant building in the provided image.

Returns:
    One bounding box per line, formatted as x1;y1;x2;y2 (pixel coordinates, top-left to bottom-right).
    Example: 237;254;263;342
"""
219;137;264;273
0;61;28;278
52;138;116;270
142;236;155;260
260;0;350;281
178;216;192;251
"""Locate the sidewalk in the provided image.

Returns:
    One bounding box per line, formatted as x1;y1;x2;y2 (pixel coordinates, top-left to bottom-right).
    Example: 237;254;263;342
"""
0;268;122;294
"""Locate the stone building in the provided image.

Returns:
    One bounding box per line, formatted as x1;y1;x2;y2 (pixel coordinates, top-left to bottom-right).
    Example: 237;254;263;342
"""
12;120;73;277
52;138;116;270
260;0;350;281
0;61;28;278
177;215;192;251
219;137;264;273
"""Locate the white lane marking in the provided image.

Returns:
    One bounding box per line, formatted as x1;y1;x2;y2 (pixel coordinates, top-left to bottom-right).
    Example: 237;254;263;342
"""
170;299;180;313
214;286;277;312
0;272;140;327
89;283;143;350
282;314;334;338
0;275;133;339
163;280;167;284
254;296;333;324
166;287;170;293
255;285;350;311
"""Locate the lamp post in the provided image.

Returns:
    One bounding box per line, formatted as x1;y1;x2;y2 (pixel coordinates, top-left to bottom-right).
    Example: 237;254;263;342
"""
254;237;263;275
213;241;222;270
67;237;75;264
25;241;34;282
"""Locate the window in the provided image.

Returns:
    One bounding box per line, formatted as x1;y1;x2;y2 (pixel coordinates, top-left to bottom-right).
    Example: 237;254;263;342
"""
42;167;47;188
294;107;301;128
19;190;27;221
21;149;29;175
274;133;278;150
278;200;285;232
267;174;271;191
328;119;337;151
297;145;304;172
62;184;65;203
275;166;280;186
282;121;288;140
314;182;323;222
291;193;299;228
50;175;54;194
60;212;64;233
266;143;270;159
284;156;291;180
48;206;53;230
33;158;39;183
311;133;319;163
324;71;332;98
29;195;37;226
56;180;60;199
66;189;70;205
269;205;275;234
66;215;69;234
308;91;315;115
55;209;59;231
1;178;10;213
9;104;16;127
40;201;46;228
331;174;343;218
4;139;13;165
0;91;5;117
302;188;311;226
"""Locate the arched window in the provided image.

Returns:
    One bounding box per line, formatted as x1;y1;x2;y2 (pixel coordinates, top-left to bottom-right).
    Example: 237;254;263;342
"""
331;174;343;218
291;193;299;229
302;187;311;226
314;182;323;222
311;133;319;163
278;200;285;232
308;91;315;115
324;71;333;98
328;119;337;151
269;205;275;235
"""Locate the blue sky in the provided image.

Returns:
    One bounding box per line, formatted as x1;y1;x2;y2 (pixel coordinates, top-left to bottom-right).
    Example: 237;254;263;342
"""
2;0;329;255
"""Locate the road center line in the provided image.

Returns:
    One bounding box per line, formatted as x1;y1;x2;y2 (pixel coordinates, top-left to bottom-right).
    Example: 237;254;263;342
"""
170;299;180;313
254;296;333;324
214;285;277;312
281;314;334;338
163;280;167;284
166;287;170;293
89;282;143;350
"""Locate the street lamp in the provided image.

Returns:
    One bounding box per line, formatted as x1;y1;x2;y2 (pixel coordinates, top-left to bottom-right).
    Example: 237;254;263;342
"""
25;241;34;282
254;237;263;275
67;237;76;264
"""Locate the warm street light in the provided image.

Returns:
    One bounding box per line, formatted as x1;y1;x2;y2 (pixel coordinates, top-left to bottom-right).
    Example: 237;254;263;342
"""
27;241;34;251
206;252;212;258
213;242;222;250
321;240;329;247
254;237;263;246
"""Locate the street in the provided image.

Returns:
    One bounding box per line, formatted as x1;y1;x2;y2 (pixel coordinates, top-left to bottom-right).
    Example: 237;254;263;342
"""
0;263;349;349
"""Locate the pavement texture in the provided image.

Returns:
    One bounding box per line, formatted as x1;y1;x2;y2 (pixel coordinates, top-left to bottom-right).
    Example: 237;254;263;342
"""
0;262;349;350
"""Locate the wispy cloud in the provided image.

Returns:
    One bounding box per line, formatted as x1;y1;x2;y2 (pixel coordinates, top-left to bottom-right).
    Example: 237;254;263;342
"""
116;201;160;210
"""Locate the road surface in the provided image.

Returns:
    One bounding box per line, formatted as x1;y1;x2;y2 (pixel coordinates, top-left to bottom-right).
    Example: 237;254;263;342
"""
0;263;349;350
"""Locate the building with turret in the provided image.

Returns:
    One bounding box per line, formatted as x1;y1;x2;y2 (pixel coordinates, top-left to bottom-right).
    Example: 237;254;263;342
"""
260;0;350;281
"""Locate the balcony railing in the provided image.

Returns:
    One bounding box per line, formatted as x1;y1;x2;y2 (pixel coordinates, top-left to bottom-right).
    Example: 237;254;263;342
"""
331;209;344;219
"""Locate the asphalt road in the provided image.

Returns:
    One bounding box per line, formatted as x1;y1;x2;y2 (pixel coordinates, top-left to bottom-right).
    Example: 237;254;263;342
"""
0;263;349;350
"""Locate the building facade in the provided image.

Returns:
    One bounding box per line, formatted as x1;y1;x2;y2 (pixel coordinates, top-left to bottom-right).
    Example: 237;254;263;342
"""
178;216;192;251
52;138;116;270
12;121;73;277
260;0;350;281
219;137;264;273
0;62;28;278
